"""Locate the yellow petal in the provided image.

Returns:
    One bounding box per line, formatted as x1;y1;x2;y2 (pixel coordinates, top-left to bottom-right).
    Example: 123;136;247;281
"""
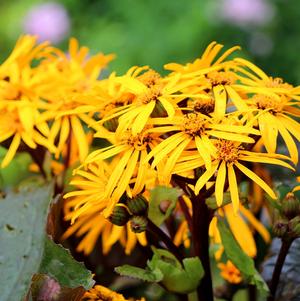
71;116;89;162
1;133;21;168
213;85;227;118
235;162;276;199
227;164;239;213
215;161;227;206
195;163;219;194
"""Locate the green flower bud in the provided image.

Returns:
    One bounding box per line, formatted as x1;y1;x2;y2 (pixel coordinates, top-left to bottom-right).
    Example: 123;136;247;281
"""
289;216;300;237
273;220;288;238
109;204;130;226
127;195;148;215
282;192;300;219
292;223;300;237
130;216;148;233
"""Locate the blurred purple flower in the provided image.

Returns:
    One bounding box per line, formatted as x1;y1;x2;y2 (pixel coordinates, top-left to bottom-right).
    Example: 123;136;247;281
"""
23;2;70;44
220;0;275;27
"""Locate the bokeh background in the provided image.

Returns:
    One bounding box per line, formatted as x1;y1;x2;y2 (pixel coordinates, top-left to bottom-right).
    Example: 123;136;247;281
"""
1;0;300;84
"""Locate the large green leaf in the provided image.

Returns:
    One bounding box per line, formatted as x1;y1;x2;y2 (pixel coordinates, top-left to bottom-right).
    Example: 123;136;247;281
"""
39;237;94;290
148;186;181;226
218;219;269;296
0;184;53;301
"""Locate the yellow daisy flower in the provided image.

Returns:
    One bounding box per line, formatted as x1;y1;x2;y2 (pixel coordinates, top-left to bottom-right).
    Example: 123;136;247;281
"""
247;93;300;164
145;112;259;182
37;38;115;162
233;58;300;100
176;139;293;212
81;128;161;216
164;41;240;74
0;36;56;167
98;67;201;136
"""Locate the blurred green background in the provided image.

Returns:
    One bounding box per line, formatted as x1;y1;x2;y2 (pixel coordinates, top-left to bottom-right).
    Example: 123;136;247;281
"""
1;0;300;84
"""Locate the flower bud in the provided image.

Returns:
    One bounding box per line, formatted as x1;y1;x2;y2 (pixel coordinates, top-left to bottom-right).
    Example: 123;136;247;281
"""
273;220;288;238
292;223;300;237
282;192;300;219
130;216;148;233
109;204;130;226
126;195;148;215
289;216;300;237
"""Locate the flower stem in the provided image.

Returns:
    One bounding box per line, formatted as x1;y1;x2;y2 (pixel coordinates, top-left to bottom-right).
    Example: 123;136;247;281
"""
146;218;183;262
191;196;214;301
267;238;293;301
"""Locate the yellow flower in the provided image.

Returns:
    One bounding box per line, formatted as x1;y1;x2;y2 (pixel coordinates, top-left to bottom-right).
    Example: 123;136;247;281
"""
233;58;299;100
98;67;199;136
81;128;161;216
145;112;259;182
37;38;114;162
247;93;300;164
164;41;240;74
0;35;51;74
181;139;293;212
0;36;57;167
218;261;242;284
164;42;248;119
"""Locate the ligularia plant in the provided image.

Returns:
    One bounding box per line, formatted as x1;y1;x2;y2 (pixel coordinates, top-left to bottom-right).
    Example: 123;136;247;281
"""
1;36;300;301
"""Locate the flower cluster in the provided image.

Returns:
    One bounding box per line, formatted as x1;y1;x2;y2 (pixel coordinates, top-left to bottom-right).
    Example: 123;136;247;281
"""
2;37;300;290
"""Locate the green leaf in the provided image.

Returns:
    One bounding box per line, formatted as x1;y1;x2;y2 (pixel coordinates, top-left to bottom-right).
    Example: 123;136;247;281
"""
116;248;204;294
148;186;181;226
39;237;94;290
115;265;163;282
0;183;53;301
250;271;270;297
218;219;269;296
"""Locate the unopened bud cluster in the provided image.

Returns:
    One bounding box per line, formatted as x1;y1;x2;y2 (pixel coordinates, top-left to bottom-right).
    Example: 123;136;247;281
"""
273;192;300;239
109;195;148;233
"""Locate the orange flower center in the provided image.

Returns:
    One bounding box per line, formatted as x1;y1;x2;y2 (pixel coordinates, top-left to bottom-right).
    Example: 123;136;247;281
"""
137;85;162;104
215;140;241;163
207;71;236;86
193;98;215;115
121;130;154;150
181;113;206;137
138;69;161;87
253;94;283;113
